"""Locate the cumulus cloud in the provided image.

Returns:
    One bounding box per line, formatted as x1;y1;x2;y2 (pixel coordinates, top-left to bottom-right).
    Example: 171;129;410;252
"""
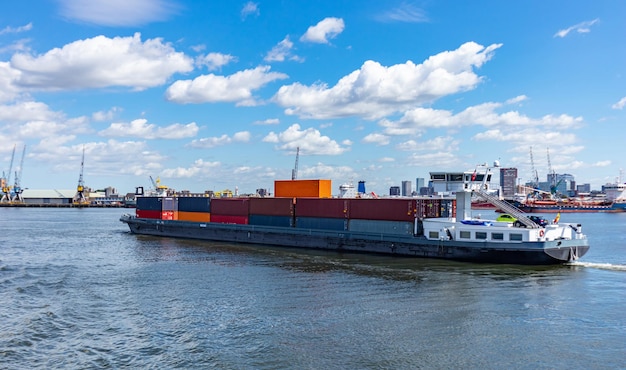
241;2;259;19
262;123;349;155
612;96;626;110
380;100;583;136
554;18;599;38
253;118;280;125
0;62;23;103
189;131;251;148
161;158;221;178
300;17;345;44
11;33;193;91
58;0;179;26
165;65;288;105
196;52;237;71
375;4;428;23
274;42;502;120
362;133;390;146
264;36;303;62
99;118;199;139
297;162;357;181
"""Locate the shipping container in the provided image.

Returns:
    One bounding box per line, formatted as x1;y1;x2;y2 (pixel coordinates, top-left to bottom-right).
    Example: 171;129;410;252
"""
161;211;178;220
210;198;250;216
136;209;161;219
162;197;178;211
349;198;416;222
274;179;332;198
295;216;348;231
440;198;456;218
249;197;294;216
294;198;349;218
211;214;248;224
416;198;444;218
249;214;293;228
348;219;414;236
177;211;211;223
178;196;211;213
136;196;162;211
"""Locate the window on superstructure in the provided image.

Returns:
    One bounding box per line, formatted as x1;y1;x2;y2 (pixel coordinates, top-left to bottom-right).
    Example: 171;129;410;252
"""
460;231;471;239
475;231;487;240
491;233;504;240
509;234;523;241
428;231;440;239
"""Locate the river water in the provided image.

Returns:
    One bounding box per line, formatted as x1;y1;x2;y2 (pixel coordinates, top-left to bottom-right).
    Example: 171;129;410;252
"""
1;207;625;369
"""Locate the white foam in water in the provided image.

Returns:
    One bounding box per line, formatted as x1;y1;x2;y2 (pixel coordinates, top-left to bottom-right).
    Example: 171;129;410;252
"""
568;261;626;271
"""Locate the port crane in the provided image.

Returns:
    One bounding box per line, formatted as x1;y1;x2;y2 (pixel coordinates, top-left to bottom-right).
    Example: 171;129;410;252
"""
291;147;299;180
11;145;26;203
149;176;168;196
1;145;16;203
73;146;88;205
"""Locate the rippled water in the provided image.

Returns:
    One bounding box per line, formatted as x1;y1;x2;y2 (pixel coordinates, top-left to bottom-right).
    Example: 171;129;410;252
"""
1;208;625;369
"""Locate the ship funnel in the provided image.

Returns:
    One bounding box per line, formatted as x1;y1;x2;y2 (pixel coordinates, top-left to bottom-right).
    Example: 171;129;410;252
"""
358;181;366;194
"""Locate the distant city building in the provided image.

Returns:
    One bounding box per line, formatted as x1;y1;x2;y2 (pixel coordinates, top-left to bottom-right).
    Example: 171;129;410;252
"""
577;183;591;194
401;181;411;196
499;168;517;198
415;178;425;192
389;186;401;196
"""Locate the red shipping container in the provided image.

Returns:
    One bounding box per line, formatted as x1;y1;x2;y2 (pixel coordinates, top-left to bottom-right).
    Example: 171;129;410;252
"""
349;198;416;222
249;197;294;216
161;211;178;220
136;209;161;219
295;198;349;218
210;198;250;216
211;214;249;224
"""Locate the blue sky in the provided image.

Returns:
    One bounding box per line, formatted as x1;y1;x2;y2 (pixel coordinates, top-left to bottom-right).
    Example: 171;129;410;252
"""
0;0;624;195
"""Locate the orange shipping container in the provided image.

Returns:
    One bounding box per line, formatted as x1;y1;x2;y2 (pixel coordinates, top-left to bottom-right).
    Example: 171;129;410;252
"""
177;211;211;222
274;179;332;198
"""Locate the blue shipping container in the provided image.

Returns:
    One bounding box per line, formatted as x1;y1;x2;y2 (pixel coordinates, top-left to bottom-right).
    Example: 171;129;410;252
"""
249;214;293;228
295;216;348;231
348;219;414;236
178;196;211;213
136;197;162;211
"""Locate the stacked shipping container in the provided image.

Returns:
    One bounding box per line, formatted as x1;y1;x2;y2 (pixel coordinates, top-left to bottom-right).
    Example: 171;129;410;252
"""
134;195;456;236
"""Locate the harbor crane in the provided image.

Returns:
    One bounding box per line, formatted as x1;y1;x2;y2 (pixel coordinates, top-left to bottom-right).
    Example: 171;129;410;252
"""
73;146;88;205
11;145;26;203
149;175;168;196
291;147;299;180
1;145;16;203
528;146;540;197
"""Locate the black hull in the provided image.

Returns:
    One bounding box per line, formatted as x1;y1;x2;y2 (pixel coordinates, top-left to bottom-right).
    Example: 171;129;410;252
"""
120;216;589;265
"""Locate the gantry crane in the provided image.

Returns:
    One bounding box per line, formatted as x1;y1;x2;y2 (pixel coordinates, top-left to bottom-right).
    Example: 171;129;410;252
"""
73;146;88;205
528;146;540;198
11;145;26;203
1;145;16;203
149;175;168;196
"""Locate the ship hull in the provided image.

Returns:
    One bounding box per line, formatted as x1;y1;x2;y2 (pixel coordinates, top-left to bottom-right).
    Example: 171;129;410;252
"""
120;215;589;265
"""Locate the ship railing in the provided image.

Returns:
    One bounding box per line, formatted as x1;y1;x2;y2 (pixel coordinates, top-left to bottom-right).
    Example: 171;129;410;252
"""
474;190;539;229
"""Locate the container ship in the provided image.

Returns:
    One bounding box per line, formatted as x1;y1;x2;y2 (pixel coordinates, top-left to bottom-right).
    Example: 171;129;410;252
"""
120;179;589;265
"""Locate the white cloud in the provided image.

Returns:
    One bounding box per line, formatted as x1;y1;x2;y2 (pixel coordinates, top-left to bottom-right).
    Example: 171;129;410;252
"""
375;4;428;23
380;100;583;136
612;96;626;110
274;42;502;120
189;131;250;149
11;33;193;91
253;118;280;125
362;133;390;146
264;36;303;62
196;52;237;71
0;62;22;103
0;22;32;35
92;107;122;122
554;18;599;38
165;65;288;105
241;2;259;19
0;101;62;123
298;162;357;181
161;159;221;178
396;136;459;152
262;123;349;155
99;118;199;139
300;17;345;44
58;0;179;26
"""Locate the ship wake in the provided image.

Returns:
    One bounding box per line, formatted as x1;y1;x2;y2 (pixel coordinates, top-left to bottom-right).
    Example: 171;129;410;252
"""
568;261;626;272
